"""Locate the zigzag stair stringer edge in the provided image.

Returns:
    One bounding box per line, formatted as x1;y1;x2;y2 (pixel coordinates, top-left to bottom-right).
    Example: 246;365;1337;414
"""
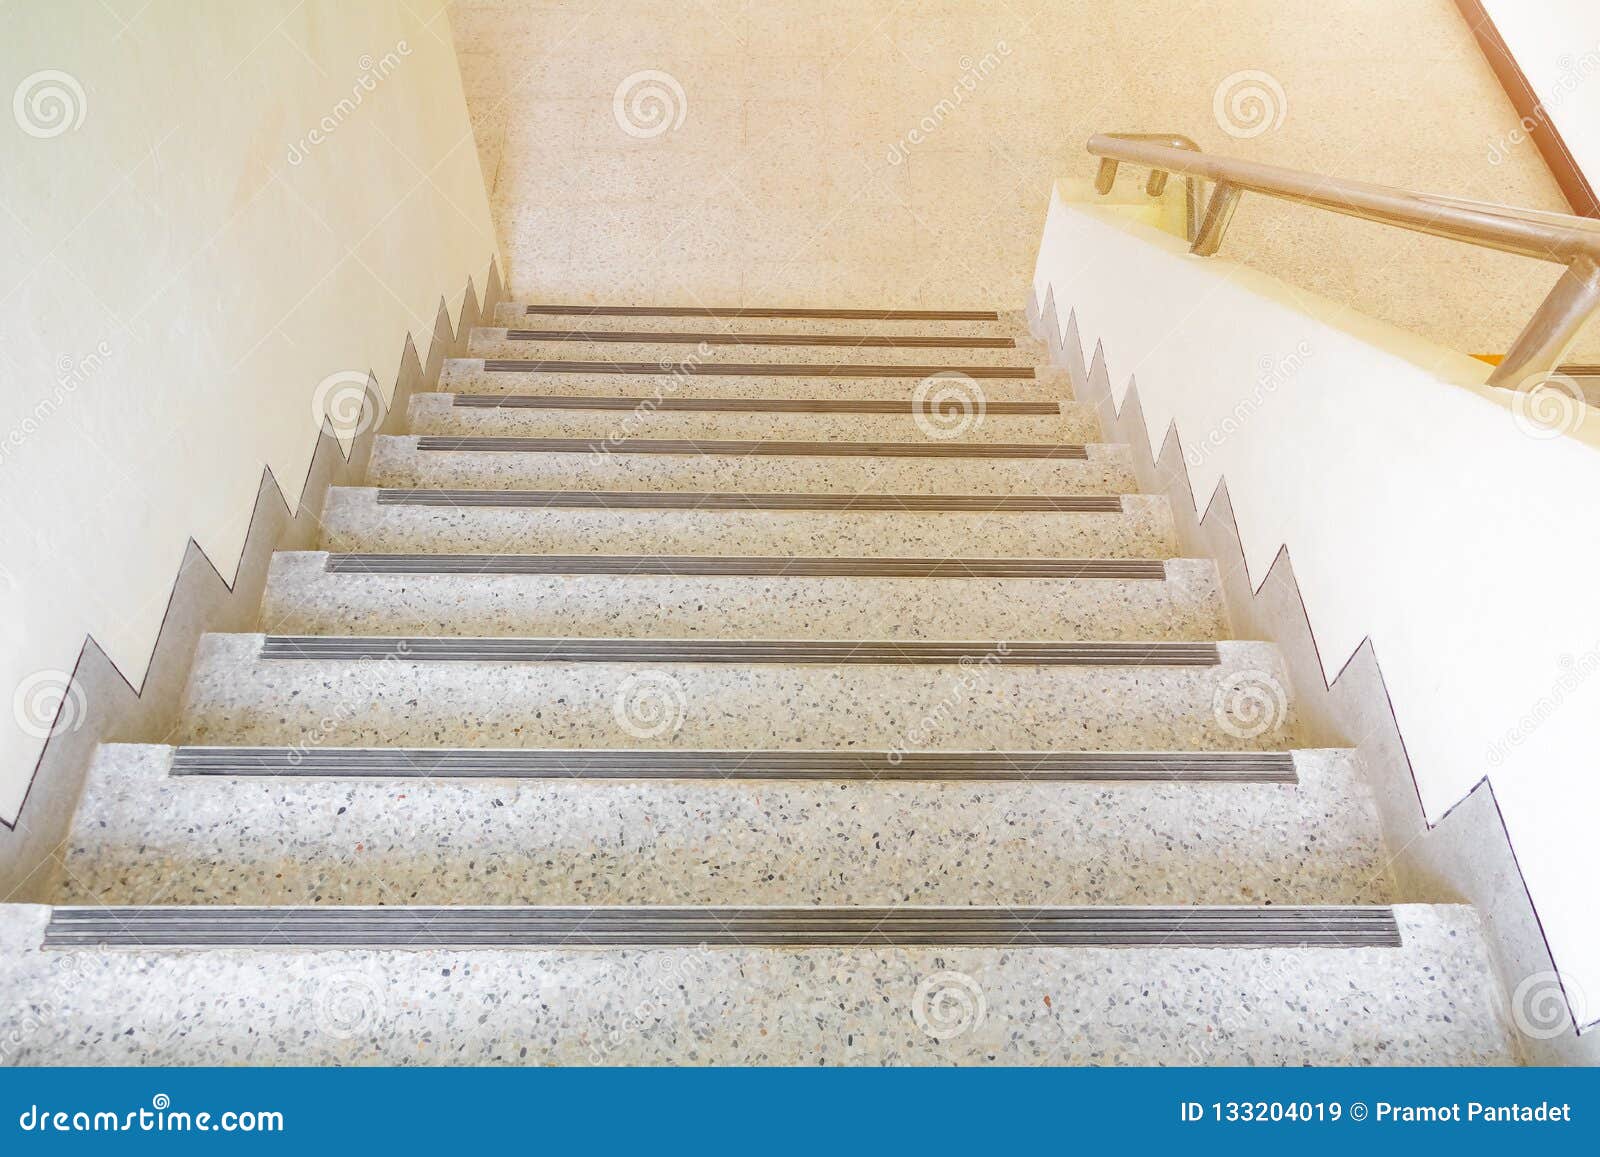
1030;283;1595;1048
0;262;504;897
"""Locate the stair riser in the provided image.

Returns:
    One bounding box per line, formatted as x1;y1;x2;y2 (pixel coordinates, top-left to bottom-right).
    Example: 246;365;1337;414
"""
260;553;1226;642
493;303;1030;338
468;331;1046;366
318;491;1177;559
0;904;1513;1065
61;746;1386;907
408;394;1099;444
364;439;1133;494
440;360;1071;399
178;635;1299;751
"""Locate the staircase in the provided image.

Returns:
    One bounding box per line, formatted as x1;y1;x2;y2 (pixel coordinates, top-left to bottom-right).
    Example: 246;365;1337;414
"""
1;304;1516;1065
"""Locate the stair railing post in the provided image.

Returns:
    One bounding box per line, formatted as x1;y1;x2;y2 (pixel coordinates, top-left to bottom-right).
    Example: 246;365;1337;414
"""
1489;254;1600;389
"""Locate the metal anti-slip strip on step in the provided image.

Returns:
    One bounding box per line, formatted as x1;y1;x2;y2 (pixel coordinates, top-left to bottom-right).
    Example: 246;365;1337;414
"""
256;638;1222;665
169;748;1296;782
481;360;1035;379
520;305;1003;321
500;330;1018;349
43;906;1399;948
414;437;1088;460
323;555;1168;578
373;490;1126;512
451;395;1060;414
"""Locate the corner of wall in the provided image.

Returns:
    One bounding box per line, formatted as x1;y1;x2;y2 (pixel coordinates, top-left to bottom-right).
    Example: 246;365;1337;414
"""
1030;283;1600;1064
0;258;504;907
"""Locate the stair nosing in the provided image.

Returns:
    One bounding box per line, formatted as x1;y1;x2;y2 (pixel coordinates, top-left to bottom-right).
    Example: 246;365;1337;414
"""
320;554;1168;578
410;436;1088;459
167;746;1296;782
368;490;1130;512
253;637;1224;665
498;330;1018;349
479;360;1035;379
43;905;1400;949
447;394;1061;414
517;305;1003;321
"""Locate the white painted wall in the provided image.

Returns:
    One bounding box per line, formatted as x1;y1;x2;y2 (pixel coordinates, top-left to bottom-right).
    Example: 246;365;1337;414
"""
1481;0;1600;190
1035;195;1600;1017
0;1;498;820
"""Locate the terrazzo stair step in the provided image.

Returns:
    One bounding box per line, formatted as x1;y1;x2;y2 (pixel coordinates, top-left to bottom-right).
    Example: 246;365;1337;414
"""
0;903;1515;1065
60;745;1386;907
176;633;1299;751
407;393;1100;444
494;302;1031;339
364;436;1132;493
440;359;1071;399
318;488;1177;558
259;552;1228;641
467;329;1048;366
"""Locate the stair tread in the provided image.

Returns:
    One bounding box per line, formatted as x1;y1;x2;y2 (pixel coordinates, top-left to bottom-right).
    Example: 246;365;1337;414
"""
178;634;1297;751
2;903;1513;1065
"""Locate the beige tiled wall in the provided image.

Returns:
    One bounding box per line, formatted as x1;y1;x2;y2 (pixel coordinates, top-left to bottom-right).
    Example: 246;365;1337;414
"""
450;0;1597;359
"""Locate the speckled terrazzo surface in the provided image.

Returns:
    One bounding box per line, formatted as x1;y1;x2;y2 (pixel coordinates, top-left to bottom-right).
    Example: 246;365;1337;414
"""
319;490;1173;558
408;393;1102;444
60;745;1386;907
260;553;1225;642
177;634;1298;751
0;905;1513;1065
491;305;1034;338
3;300;1521;1066
440;360;1073;399
365;437;1130;494
466;330;1048;366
